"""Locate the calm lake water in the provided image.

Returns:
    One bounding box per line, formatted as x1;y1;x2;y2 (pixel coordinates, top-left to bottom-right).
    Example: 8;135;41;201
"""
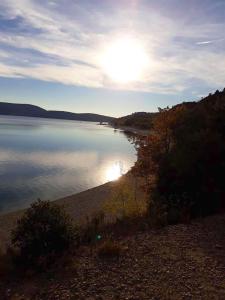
0;115;136;214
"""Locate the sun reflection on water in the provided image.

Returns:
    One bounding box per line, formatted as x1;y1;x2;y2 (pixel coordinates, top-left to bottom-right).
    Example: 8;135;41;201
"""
106;162;123;181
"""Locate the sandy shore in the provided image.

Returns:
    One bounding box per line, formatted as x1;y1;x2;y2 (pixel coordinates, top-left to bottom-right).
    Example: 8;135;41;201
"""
0;181;115;251
0;174;145;251
0;125;147;252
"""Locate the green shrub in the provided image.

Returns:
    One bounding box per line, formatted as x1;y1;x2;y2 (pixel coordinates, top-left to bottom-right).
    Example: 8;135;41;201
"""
11;199;78;269
97;239;122;259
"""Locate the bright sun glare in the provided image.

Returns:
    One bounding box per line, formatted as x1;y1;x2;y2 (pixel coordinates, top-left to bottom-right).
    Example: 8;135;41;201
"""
106;162;122;181
101;37;149;83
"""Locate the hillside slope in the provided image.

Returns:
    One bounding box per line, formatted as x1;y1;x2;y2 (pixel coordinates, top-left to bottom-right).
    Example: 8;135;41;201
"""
113;89;225;130
113;112;157;129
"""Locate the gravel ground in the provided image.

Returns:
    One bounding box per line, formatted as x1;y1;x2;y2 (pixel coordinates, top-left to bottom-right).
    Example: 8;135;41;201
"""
1;214;225;300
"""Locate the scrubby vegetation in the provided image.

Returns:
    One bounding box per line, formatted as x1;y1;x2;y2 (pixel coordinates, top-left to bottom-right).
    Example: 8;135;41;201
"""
134;89;225;223
11;199;78;269
81;212;105;245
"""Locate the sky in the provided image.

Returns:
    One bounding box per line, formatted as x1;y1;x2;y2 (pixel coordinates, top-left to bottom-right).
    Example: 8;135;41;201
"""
0;0;225;117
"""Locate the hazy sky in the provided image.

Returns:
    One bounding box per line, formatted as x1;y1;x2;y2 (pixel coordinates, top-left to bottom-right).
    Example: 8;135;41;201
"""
0;0;225;117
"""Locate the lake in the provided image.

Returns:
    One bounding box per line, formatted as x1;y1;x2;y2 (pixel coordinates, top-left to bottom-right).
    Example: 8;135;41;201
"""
0;115;136;214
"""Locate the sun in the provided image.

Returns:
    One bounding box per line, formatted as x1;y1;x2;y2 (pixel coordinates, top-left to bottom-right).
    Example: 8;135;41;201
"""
101;37;149;83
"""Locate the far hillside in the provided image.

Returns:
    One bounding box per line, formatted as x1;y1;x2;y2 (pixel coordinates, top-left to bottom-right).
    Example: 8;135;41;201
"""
0;102;115;123
113;112;157;130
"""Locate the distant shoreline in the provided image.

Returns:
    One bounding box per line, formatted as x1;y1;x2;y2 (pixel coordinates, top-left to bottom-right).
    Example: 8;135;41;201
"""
108;124;150;136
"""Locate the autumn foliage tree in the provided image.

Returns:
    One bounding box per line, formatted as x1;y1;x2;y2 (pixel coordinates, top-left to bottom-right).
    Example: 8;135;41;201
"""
134;90;225;223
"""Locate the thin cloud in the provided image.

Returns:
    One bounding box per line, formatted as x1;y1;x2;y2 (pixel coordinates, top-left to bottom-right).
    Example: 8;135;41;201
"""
196;38;224;45
196;40;214;45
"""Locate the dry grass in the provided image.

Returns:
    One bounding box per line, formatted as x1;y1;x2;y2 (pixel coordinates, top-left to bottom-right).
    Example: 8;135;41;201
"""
103;175;147;221
97;239;123;259
0;248;15;278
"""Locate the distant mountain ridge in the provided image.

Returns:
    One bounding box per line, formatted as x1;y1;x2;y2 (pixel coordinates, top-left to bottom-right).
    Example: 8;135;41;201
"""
0;102;115;123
